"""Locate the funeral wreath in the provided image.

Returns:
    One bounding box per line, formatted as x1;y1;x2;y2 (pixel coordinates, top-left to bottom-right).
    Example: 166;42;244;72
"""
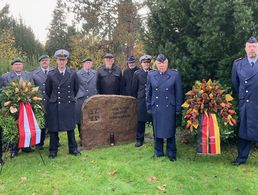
0;79;44;146
182;79;238;142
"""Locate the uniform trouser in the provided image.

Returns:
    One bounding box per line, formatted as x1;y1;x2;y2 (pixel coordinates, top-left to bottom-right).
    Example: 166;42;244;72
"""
154;137;176;157
49;131;78;154
236;137;253;163
136;121;146;142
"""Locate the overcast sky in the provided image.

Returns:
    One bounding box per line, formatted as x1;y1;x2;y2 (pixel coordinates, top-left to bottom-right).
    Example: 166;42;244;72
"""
0;0;57;44
0;0;148;45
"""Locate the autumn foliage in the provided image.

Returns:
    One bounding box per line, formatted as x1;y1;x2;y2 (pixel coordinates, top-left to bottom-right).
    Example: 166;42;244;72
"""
182;79;237;132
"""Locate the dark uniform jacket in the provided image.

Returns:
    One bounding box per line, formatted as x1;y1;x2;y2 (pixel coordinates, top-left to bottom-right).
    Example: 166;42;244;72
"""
232;56;258;141
96;64;122;95
45;67;79;132
2;71;33;86
122;66;139;96
75;68;98;124
131;68;152;122
146;69;183;138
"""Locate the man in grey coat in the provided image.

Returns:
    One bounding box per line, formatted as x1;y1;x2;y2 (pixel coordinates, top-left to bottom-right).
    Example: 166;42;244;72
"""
232;36;258;166
32;55;54;150
75;57;98;137
2;58;34;158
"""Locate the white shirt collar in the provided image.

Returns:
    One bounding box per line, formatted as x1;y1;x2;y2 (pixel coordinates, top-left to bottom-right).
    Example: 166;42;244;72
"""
58;67;66;74
41;67;49;73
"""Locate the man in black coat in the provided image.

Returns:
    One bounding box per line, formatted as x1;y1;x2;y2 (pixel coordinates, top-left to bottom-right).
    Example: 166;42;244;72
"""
121;56;139;96
45;49;80;159
96;53;122;95
131;54;153;147
32;55;55;150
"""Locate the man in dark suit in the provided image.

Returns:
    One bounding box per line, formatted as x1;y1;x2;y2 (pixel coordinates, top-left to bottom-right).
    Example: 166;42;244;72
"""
131;54;152;147
232;36;258;166
32;55;54;150
122;56;139;96
45;49;80;159
146;54;183;161
75;57;98;137
2;58;34;158
96;53;122;95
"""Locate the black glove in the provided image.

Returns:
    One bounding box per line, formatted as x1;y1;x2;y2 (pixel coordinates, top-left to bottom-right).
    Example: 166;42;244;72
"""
176;111;182;127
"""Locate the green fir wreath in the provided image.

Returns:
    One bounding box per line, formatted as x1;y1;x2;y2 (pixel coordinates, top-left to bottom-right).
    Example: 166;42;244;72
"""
0;79;45;146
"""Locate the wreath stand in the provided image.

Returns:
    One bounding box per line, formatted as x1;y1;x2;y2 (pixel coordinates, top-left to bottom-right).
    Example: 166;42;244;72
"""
0;143;46;175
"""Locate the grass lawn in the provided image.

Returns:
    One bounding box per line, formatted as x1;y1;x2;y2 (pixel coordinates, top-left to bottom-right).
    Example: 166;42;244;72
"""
1;127;258;195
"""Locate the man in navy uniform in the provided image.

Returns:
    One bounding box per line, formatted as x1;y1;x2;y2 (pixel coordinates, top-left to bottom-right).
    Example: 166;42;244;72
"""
32;55;54;150
122;56;139;96
2;58;34;158
146;54;183;161
96;53;122;95
131;54;152;147
75;57;98;137
232;36;258;166
46;49;80;158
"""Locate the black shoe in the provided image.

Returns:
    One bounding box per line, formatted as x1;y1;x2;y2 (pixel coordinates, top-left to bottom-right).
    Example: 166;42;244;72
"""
10;151;18;158
36;145;44;150
168;156;177;162
69;150;81;156
22;147;34;153
57;142;62;147
231;160;244;166
135;141;143;147
48;152;57;159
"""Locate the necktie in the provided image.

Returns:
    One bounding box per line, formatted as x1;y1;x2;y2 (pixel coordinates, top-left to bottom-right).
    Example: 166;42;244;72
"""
251;62;255;67
44;70;48;75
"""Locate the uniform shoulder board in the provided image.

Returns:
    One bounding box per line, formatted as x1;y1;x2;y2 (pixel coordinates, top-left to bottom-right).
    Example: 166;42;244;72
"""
234;57;243;62
171;68;178;72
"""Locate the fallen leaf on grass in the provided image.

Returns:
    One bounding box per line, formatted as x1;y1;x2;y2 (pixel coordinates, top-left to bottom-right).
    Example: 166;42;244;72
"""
147;176;158;182
109;169;117;176
53;189;59;195
91;160;97;164
19;176;27;185
157;184;166;192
